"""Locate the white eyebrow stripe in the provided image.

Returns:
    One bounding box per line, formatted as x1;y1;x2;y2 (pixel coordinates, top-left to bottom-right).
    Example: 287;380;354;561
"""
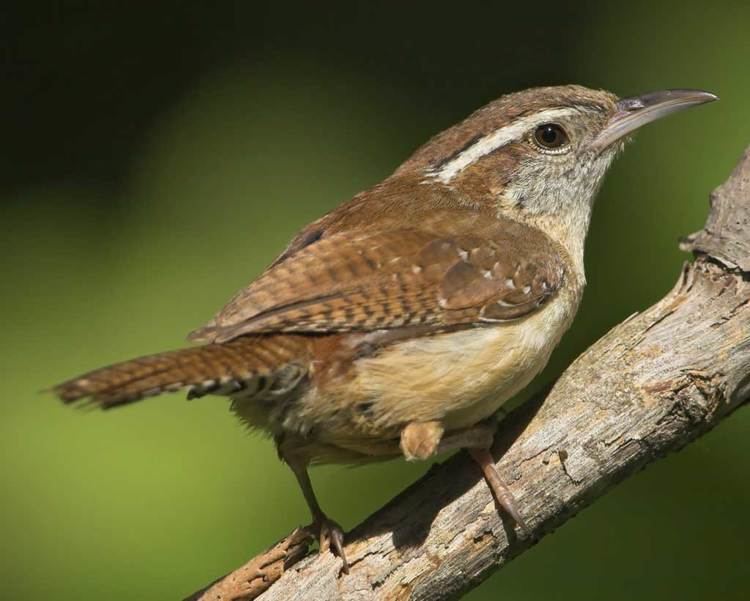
427;107;575;183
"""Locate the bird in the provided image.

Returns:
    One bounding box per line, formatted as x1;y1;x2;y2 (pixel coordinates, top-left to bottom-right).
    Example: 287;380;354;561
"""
54;84;716;570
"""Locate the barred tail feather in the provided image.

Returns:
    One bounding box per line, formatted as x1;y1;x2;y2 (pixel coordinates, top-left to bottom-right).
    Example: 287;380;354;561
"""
54;335;308;408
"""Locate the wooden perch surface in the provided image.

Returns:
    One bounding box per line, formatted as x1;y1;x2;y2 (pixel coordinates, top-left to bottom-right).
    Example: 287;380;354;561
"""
189;147;750;601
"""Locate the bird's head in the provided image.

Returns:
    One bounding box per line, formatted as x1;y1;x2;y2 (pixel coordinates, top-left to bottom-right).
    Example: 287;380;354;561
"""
400;84;716;219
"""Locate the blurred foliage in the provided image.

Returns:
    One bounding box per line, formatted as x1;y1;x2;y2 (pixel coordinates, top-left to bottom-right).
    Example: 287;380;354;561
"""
1;2;749;600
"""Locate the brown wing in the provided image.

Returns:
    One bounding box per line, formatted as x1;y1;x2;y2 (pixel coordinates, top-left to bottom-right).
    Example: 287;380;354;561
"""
190;212;565;344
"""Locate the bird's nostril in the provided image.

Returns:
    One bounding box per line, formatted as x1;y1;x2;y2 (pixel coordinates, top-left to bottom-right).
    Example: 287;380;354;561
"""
618;98;646;111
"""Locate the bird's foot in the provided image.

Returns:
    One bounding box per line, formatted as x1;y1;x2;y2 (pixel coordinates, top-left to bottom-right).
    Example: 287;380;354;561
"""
400;420;444;461
305;515;349;573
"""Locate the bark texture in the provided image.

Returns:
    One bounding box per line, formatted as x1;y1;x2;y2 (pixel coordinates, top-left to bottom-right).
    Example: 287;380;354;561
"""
190;147;750;601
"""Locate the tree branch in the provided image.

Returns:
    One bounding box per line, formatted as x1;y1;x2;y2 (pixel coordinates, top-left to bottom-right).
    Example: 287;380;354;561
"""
189;146;750;601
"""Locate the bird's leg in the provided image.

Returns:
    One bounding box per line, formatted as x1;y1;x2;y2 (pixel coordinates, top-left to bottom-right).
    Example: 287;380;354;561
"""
401;420;528;532
284;456;349;573
435;421;496;453
467;446;528;533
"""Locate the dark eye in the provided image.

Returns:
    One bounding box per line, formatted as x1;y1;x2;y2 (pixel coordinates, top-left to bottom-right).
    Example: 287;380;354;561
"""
533;123;569;151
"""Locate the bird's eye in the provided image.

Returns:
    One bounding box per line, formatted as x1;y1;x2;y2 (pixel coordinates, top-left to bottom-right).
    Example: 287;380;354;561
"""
532;123;569;152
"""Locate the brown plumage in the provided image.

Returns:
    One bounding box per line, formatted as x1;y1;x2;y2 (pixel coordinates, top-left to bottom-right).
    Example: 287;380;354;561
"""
54;84;716;568
191;207;565;341
55;202;564;413
55;334;311;408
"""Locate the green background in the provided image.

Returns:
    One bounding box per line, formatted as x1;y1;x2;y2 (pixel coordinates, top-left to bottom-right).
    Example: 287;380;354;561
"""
2;2;749;599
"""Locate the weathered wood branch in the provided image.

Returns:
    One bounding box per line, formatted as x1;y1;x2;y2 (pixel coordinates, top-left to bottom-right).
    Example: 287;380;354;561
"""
189;147;750;601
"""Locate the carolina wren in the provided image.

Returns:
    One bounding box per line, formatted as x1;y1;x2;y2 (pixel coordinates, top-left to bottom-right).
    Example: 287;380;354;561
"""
55;85;716;569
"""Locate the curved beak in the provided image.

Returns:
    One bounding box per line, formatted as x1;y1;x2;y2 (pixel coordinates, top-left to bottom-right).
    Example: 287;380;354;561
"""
592;89;718;151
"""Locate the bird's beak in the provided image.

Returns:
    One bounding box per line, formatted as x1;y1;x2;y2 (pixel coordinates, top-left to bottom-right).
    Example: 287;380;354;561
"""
592;89;718;151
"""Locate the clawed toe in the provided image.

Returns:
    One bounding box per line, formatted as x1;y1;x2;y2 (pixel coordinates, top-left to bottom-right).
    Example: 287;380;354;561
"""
306;516;349;573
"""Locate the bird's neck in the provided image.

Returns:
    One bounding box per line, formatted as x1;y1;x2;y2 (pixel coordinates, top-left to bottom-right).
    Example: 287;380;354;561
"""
502;205;590;290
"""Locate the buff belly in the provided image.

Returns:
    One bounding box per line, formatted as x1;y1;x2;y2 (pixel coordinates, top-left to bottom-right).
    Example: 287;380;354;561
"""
268;291;577;464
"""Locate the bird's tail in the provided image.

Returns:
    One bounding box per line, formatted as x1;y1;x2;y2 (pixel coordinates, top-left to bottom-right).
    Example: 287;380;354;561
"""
53;335;309;408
